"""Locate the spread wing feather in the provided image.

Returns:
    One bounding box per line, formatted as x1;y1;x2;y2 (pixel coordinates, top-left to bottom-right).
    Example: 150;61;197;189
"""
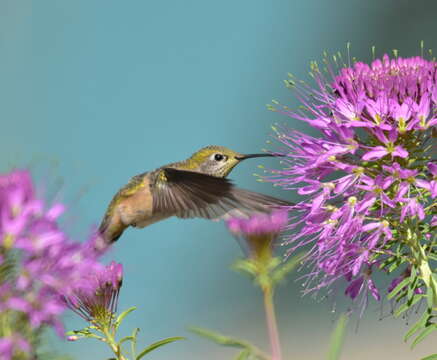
152;168;292;220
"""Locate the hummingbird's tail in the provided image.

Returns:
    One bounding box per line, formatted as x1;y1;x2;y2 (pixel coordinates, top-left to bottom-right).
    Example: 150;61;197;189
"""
98;225;125;244
97;214;127;246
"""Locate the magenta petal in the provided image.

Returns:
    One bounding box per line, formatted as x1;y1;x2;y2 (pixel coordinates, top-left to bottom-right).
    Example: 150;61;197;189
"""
352;252;368;276
415;179;430;190
367;279;380;301
417;203;425;220
298;183;320;195
0;338;13;360
345;277;364;299
362;147;388;161
430;181;437;198
46;203;65;220
387;128;398;142
400;205;408;223
381;193;395;208
392;146;408;158
7;297;30;312
427;118;437;127
396;182;409;199
362;222;380;232
428;162;437;175
356;194;376;213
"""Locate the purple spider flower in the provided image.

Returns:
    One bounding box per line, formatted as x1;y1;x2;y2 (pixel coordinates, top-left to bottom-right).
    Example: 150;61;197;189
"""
226;210;288;261
62;261;123;325
268;54;437;308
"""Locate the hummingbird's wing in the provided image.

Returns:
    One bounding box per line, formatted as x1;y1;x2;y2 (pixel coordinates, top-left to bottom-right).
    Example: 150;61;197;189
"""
153;168;291;220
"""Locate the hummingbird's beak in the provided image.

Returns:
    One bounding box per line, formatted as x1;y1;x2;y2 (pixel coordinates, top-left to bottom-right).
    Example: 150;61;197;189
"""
235;153;282;161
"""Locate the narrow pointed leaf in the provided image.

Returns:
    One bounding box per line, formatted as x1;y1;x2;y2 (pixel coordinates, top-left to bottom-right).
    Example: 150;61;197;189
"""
404;310;431;342
426;285;437;310
411;325;437;349
327;313;349;360
407;272;418;302
189;327;249;348
387;278;410;300
190;327;269;359
231;259;258;276
135;337;184;360
114;306;137;330
428;254;437;261
234;349;250;360
271;252;306;285
119;336;135;345
131;328;140;359
395;294;424;317
421;354;437;360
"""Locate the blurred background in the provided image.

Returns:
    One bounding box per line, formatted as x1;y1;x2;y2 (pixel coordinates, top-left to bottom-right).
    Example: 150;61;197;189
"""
0;0;436;358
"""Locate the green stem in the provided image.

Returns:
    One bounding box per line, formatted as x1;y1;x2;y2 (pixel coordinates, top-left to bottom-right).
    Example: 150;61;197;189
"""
102;325;128;360
262;285;282;360
417;245;437;308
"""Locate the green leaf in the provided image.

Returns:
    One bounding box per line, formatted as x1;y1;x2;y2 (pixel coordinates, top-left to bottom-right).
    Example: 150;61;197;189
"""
189;327;250;349
66;328;92;336
404;310;431;342
407;269;418;302
387;278;410;300
135;337;184;360
327;313;349;360
421;354;437;360
118;336;135;345
190;327;269;359
379;256;397;271
234;349;250;360
388;260;403;273
428;254;437;261
427;285;436;310
394;294;424;317
231;259;258;277
131;328;140;359
412;324;437;349
271;252;306;285
114;306;137;330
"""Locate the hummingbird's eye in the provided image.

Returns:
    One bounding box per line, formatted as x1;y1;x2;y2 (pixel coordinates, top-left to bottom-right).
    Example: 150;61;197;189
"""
214;153;225;161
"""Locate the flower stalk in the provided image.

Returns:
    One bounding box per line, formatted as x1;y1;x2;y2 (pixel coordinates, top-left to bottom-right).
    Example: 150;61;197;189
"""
227;211;295;360
102;324;128;360
262;283;282;360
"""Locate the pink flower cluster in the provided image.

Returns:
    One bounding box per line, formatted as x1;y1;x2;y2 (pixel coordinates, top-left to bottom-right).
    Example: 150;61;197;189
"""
0;170;105;357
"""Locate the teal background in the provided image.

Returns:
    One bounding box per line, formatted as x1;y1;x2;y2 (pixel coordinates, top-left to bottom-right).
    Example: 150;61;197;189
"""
1;0;436;359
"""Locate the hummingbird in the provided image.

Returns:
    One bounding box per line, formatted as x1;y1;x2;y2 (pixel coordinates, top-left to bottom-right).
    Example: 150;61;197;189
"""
98;145;291;244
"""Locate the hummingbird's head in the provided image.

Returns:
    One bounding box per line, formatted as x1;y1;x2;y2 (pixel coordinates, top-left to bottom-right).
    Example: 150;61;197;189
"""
186;145;275;177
